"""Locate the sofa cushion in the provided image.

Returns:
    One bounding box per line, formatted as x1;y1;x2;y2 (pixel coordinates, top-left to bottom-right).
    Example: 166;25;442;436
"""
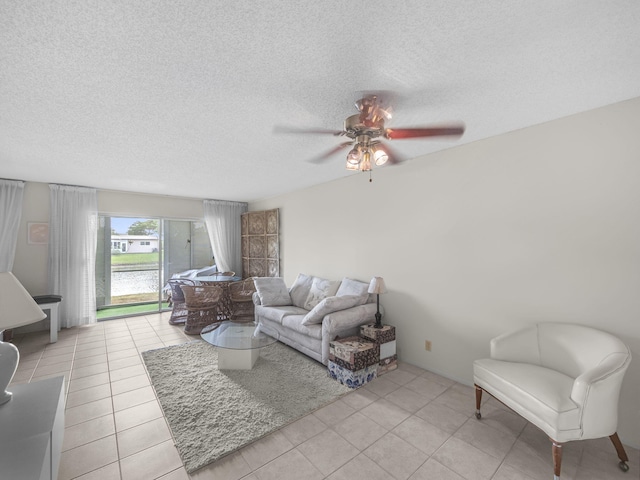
289;273;314;309
255;305;307;324
301;295;367;326
474;358;580;433
336;278;370;303
282;315;323;340
304;277;340;310
254;277;292;306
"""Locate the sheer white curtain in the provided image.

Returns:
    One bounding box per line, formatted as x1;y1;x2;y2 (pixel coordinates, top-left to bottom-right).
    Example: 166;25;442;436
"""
203;199;247;275
48;185;98;328
0;179;25;272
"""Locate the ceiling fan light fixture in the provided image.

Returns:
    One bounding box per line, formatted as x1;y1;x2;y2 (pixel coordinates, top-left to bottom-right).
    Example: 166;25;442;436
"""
346;146;362;166
345;160;359;171
371;145;389;166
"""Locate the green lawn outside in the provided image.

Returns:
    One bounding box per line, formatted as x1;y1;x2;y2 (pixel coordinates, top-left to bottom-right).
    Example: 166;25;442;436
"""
111;252;159;265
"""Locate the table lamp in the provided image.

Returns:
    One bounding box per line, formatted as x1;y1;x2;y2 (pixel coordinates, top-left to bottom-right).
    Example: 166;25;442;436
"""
0;272;46;405
368;276;387;329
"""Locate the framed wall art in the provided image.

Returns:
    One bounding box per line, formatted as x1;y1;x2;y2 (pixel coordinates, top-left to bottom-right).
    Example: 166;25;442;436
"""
27;222;49;245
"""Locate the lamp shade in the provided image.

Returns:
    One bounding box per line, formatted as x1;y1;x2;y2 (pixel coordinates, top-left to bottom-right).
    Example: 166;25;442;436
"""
368;276;387;295
0;272;46;329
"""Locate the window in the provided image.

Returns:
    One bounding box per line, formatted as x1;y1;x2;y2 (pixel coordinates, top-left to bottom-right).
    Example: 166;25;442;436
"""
95;217;213;319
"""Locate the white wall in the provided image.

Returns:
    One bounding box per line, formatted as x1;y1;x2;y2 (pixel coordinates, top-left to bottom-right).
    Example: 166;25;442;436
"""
250;97;640;447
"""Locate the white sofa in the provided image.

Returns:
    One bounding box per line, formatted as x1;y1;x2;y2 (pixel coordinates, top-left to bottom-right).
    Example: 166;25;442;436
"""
473;323;631;479
252;274;381;365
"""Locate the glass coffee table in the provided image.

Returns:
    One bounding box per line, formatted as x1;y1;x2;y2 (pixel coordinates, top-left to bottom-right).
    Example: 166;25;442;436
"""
200;321;279;369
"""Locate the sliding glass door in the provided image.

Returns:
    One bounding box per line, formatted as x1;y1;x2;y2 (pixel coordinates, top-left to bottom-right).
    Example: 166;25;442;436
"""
163;219;213;282
96;216;213;319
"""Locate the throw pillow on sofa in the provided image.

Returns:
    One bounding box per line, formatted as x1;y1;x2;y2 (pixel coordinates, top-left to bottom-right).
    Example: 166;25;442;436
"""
289;273;314;309
303;277;340;310
301;294;367;325
254;277;292;306
335;277;370;303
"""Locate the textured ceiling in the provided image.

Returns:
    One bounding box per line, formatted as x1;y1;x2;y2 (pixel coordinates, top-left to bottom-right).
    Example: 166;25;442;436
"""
1;1;640;202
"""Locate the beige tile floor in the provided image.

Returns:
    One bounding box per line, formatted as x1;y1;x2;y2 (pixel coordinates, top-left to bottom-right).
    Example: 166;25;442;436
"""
8;312;639;480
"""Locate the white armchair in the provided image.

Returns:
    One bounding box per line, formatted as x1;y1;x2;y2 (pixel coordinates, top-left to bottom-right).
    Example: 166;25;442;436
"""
473;323;631;479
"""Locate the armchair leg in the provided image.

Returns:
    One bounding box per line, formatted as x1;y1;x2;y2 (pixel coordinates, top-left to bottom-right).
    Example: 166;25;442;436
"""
551;439;563;479
609;432;630;472
474;384;482;419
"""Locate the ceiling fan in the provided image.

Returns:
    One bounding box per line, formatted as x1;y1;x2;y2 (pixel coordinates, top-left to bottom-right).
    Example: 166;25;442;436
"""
275;92;465;175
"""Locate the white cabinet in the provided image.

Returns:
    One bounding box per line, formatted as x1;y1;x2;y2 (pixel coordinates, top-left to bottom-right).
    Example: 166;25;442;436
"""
0;376;65;480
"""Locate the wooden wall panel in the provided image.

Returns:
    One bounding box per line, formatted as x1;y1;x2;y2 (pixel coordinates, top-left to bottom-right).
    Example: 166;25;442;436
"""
241;209;279;278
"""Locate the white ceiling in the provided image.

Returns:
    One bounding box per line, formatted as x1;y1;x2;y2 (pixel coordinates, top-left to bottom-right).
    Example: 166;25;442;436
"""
2;1;640;202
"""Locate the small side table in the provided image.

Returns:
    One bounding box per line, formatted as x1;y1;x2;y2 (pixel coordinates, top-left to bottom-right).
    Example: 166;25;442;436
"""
33;295;62;344
328;336;379;388
360;324;397;375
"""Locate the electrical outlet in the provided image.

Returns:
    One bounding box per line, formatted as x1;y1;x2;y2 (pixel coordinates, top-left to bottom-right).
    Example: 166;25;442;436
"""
425;340;432;351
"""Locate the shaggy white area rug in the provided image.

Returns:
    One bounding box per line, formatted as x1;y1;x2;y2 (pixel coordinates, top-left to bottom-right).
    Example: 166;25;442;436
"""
142;340;350;473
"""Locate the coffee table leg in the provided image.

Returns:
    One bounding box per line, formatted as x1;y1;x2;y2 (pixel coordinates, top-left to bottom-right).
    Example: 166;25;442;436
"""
218;348;260;369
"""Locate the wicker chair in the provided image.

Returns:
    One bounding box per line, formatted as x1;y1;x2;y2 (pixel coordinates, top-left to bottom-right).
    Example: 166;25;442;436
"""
229;278;256;322
180;284;224;335
167;279;195;325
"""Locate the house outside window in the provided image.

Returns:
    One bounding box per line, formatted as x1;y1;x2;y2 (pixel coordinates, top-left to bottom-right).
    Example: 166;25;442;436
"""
96;216;213;318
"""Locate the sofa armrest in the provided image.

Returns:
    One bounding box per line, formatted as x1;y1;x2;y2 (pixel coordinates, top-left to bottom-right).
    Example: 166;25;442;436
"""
570;351;631;437
320;303;381;365
252;291;262;306
322;303;380;335
571;352;631;405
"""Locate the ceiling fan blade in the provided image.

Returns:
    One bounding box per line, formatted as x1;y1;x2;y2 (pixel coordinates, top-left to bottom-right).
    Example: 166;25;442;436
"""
385;124;465;140
307;141;353;164
274;125;344;136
